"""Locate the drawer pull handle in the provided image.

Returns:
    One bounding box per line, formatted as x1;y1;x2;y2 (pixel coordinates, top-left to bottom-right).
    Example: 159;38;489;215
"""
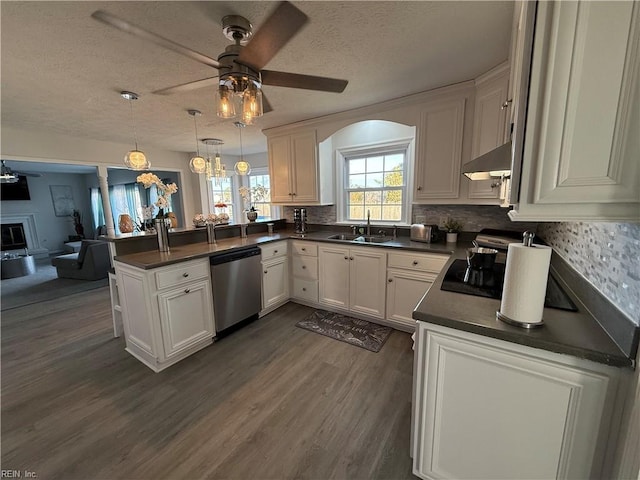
184;288;190;293
302;265;306;269
274;250;278;254
183;273;189;277
301;247;306;251
413;261;419;266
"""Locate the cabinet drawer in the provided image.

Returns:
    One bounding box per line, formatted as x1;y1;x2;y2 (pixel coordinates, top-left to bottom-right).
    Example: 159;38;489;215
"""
261;241;288;259
155;260;209;290
292;256;318;280
292;279;318;303
388;252;448;273
291;241;317;257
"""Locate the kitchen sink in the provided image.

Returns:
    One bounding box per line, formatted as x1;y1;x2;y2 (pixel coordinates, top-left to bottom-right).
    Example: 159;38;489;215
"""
327;234;391;243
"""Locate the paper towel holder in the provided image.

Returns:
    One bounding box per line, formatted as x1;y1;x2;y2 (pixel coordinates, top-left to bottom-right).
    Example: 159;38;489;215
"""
496;231;545;329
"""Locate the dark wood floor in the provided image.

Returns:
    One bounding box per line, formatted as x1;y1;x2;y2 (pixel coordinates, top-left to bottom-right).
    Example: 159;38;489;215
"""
1;287;416;479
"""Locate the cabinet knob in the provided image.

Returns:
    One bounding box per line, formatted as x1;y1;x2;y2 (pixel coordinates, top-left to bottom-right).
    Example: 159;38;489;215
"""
302;287;307;292
302;265;306;269
301;247;306;251
350;256;354;261
184;288;190;293
182;272;189;277
344;256;349;260
388;278;393;283
417;186;423;191
274;250;278;254
501;99;513;110
264;270;268;274
413;260;419;266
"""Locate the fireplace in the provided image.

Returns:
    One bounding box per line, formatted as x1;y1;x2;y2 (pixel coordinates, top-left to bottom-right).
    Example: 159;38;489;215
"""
1;223;27;251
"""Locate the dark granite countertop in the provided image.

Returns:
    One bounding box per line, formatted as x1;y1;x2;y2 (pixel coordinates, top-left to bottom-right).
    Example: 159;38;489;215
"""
413;242;634;368
113;228;454;269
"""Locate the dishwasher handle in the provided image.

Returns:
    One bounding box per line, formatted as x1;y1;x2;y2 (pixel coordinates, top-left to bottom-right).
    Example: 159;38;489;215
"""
210;247;261;266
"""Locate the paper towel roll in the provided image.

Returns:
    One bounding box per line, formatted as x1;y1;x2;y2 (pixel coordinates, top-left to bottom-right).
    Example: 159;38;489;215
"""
499;243;552;326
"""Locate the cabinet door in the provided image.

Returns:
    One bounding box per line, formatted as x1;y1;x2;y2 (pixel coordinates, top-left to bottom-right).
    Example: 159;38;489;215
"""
262;257;289;310
513;1;640;221
413;323;613;480
468;66;509;199
157;280;214;359
290;131;319;203
414;98;465;200
386;269;435;327
268;135;293;203
318;245;350;310
349;248;387;319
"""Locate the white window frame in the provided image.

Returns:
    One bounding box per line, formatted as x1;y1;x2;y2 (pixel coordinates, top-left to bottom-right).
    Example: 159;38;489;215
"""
207;174;242;223
336;138;414;225
238;167;281;220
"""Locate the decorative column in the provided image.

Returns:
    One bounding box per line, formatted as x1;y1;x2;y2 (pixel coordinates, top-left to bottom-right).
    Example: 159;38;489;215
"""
97;165;116;237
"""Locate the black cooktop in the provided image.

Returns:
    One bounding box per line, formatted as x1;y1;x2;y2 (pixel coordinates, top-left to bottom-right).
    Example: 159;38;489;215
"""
440;259;577;311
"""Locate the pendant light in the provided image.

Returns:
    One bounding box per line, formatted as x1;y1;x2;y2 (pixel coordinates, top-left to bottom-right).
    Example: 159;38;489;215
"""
121;91;150;171
203;138;226;185
233;121;251;175
187;110;206;174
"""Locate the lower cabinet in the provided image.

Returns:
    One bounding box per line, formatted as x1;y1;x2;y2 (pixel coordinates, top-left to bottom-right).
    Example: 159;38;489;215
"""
290;241;319;304
318;245;387;319
412;321;621;480
115;258;215;372
386;251;448;330
260;241;289;314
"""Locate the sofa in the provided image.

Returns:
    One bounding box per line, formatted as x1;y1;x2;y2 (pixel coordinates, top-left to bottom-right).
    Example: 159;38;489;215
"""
51;240;110;280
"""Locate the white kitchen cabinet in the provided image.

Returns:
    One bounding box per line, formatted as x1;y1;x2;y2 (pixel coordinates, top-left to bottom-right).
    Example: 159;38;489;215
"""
511;0;640;222
386;252;447;330
260;241;289;314
115;258;215;372
318;244;387;319
412;321;620;480
414;97;466;201
290;241;319;304
467;63;509;200
268;130;333;205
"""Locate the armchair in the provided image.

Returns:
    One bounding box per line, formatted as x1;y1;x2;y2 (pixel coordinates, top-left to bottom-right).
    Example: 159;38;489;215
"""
51;240;110;280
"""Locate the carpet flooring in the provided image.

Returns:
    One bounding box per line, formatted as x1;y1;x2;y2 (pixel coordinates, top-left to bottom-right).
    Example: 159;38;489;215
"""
296;310;393;352
1;259;108;311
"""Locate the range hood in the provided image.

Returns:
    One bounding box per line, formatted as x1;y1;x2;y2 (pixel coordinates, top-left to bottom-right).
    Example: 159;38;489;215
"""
462;141;512;181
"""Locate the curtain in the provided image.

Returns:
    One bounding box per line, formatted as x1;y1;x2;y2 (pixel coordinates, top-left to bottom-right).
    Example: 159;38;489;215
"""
109;183;143;235
90;187;105;230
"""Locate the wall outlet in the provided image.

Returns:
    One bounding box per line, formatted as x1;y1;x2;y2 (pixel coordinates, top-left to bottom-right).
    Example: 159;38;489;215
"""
439;217;448;228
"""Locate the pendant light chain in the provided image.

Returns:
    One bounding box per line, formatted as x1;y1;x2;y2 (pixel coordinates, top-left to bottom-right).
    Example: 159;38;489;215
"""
192;114;201;156
239;125;244;160
128;99;139;151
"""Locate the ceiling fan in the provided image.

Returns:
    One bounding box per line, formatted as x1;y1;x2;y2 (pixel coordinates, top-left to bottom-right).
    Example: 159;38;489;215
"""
0;161;42;184
91;2;348;121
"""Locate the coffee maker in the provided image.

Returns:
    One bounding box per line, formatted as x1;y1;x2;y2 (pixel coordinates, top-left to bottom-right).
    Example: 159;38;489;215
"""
293;208;307;234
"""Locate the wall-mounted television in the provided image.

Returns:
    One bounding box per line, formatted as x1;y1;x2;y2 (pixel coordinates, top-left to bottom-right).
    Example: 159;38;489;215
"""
1;175;31;201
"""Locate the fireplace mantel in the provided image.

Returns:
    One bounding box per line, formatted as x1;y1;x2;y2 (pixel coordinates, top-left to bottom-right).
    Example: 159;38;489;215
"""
0;213;49;258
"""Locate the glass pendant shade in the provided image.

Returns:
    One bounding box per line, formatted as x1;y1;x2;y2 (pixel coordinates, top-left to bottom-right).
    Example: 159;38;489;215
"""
216;85;237;118
234;160;252;176
124;150;150;170
189;155;207;174
242;84;263;125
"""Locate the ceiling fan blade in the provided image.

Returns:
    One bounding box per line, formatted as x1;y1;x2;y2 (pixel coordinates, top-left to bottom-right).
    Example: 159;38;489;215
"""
153;76;220;95
237;1;308;71
262;93;273;114
91;10;221;69
261;70;348;93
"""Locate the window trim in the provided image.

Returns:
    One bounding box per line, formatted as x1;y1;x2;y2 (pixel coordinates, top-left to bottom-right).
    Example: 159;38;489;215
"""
336;138;414;225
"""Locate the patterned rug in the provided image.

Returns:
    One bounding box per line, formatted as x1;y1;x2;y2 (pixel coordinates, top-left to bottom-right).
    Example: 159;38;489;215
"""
296;310;392;353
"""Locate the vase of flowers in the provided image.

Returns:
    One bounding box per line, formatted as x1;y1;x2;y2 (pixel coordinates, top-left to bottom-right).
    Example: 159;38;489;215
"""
137;173;178;251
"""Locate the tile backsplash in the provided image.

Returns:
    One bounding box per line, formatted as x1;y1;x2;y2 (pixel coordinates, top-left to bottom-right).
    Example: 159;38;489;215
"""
537;222;640;325
283;205;537;233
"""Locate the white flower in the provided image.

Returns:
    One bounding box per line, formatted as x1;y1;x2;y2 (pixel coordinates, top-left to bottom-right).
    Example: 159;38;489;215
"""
137;172;178;211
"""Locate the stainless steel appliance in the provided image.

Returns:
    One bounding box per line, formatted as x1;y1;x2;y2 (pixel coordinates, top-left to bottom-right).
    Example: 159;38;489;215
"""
410;224;441;243
464;243;499;287
210;246;262;333
293;208;307;234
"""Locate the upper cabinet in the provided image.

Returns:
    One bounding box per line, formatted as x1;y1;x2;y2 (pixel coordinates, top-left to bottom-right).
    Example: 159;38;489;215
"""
511;0;640;222
467;63;510;200
414;97;466;201
268;130;334;205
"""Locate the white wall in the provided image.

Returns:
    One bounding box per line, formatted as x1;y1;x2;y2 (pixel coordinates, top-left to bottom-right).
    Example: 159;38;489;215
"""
1;126;199;226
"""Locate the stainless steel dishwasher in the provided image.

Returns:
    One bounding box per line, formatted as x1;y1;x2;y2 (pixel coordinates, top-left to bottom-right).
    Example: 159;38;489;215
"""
210;246;262;333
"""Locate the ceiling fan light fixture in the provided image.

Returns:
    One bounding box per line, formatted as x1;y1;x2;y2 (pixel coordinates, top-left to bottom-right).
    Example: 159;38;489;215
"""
121;91;150;171
241;82;263;125
216;85;237;119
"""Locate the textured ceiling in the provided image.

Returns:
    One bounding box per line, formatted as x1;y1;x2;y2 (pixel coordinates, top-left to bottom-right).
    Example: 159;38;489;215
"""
1;1;513;157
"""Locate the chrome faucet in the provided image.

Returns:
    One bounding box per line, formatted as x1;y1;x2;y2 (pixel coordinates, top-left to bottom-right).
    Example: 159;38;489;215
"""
366;209;371;236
